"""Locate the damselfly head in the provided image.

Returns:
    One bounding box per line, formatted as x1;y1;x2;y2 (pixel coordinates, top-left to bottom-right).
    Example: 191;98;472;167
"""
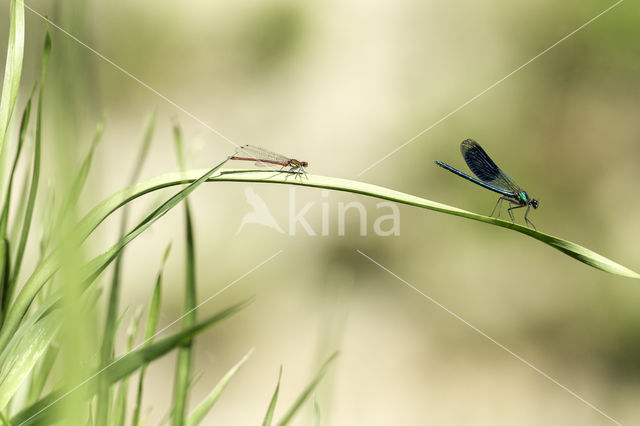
531;198;539;209
290;159;308;168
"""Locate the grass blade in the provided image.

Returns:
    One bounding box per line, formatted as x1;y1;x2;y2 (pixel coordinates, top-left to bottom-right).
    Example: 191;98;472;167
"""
51;118;105;241
80;158;228;289
131;244;169;426
3;165;633;358
276;352;339;426
313;399;320;426
65;168;640;280
9;28;51;300
2;165;631;394
209;170;640;279
171;121;196;426
73;168;637;279
185;348;254;426
0;86;35;322
26;342;59;405
262;366;282;426
146;244;170;339
0;0;25;159
9;151;32;258
96;111;156;426
158;372;204;426
0;312;60;410
0;294;58;370
0;157;229;354
10;299;252;425
111;307;143;426
6;165;630;355
0;85;34;237
0;238;9;327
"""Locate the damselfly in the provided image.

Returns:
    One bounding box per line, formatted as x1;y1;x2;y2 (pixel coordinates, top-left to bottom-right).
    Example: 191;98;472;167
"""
435;139;539;229
230;145;308;177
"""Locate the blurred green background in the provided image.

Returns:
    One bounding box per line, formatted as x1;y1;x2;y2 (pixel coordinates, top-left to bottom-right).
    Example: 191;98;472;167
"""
2;0;640;424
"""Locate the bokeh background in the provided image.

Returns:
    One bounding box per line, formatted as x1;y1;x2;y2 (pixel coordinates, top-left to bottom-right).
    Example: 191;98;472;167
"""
2;0;640;424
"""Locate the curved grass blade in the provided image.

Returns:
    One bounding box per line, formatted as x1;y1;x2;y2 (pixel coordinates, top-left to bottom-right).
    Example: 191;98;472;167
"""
275;352;338;426
80;158;228;291
3;165;631;350
0;0;25;158
2;164;635;397
10;298;252;425
185;348;254;426
0;157;229;352
210;171;640;279
262;366;282;426
4;165;629;348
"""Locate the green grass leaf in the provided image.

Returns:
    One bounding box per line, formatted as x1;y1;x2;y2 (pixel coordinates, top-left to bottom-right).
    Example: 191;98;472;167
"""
96;110;156;426
0;0;25;159
131;244;169;426
80;159;228;291
4;165;632;421
0;157;229;354
66;169;638;279
10;298;252;425
276;352;338;426
111;307;143;426
0;312;60;410
185;348;254;426
313;399;320;426
4;166;628;353
0;86;36;321
171;120;197;426
26;342;59;405
9;28;50;301
104;298;249;382
209;170;640;279
147;243;170;342
262;366;282;426
0;294;58;370
3;166;631;355
0;84;35;238
0;239;9;326
51;118;105;242
9;151;32;259
0;283;99;408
